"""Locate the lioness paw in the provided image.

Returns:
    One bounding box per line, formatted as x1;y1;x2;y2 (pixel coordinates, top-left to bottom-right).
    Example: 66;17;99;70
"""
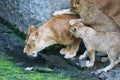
60;48;68;55
64;53;76;59
86;60;94;67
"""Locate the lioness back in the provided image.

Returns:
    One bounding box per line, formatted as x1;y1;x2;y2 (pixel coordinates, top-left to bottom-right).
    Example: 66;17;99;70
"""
39;14;80;44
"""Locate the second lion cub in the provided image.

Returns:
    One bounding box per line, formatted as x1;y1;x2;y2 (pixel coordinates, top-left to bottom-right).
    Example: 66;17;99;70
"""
69;21;120;73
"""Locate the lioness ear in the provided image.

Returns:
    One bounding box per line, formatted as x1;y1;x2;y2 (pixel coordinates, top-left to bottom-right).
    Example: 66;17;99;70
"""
28;25;36;34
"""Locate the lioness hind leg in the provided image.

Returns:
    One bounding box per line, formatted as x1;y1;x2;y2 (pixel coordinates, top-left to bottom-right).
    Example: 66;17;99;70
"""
64;39;81;59
60;45;71;55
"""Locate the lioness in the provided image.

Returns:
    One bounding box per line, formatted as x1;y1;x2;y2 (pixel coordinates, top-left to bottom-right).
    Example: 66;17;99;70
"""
24;14;81;59
53;0;120;32
69;22;120;73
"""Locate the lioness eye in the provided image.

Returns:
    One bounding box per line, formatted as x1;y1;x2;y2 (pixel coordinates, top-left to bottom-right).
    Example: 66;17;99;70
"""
27;44;31;48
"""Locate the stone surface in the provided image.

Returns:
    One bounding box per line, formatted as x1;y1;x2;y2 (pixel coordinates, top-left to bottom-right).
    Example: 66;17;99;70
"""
0;0;70;34
98;65;120;80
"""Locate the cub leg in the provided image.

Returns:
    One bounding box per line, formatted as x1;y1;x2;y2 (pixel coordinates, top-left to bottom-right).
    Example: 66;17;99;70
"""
53;9;73;16
60;45;71;55
96;49;119;74
103;50;118;72
64;39;81;59
86;49;95;67
79;50;88;60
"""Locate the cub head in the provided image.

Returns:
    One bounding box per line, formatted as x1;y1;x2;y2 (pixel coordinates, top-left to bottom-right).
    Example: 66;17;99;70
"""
70;0;88;13
69;21;84;38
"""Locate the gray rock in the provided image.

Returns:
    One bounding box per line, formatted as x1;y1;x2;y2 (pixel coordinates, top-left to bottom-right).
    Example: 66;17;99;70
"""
98;65;120;80
0;0;70;34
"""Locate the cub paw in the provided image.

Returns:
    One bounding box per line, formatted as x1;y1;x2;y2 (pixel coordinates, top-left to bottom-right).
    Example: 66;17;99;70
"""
95;68;105;75
53;11;63;16
69;19;82;26
64;53;76;59
86;60;94;67
79;55;86;60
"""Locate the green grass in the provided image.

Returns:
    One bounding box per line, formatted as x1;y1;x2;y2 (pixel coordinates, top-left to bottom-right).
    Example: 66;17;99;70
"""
0;54;72;80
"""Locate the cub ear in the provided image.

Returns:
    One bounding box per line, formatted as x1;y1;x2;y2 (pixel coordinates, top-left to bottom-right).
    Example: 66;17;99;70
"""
28;25;36;34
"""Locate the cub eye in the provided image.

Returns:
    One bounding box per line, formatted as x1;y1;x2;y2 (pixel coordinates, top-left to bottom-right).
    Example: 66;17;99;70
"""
72;27;77;32
76;0;80;5
76;2;79;4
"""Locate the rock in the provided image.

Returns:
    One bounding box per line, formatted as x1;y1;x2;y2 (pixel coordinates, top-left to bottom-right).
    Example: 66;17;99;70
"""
98;65;120;80
0;0;70;34
76;60;86;68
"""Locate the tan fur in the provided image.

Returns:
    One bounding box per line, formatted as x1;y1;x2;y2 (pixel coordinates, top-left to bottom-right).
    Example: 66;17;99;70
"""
53;0;120;32
87;0;120;27
24;14;81;59
69;22;120;73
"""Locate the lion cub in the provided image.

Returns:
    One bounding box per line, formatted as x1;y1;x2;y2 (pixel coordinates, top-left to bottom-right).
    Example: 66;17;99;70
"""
69;22;120;73
53;0;120;32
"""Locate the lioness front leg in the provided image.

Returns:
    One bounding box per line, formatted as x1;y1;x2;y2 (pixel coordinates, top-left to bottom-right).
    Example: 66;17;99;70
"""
60;45;71;55
53;9;73;16
64;39;81;59
86;49;95;67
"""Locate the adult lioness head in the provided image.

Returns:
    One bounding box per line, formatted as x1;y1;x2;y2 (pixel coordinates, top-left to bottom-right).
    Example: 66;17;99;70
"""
24;26;40;57
24;25;54;57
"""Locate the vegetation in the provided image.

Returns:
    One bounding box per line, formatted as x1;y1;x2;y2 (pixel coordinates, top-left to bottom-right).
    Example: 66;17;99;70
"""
0;53;73;80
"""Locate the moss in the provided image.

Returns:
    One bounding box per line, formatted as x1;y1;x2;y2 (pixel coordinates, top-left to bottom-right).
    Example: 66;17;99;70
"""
0;53;74;80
